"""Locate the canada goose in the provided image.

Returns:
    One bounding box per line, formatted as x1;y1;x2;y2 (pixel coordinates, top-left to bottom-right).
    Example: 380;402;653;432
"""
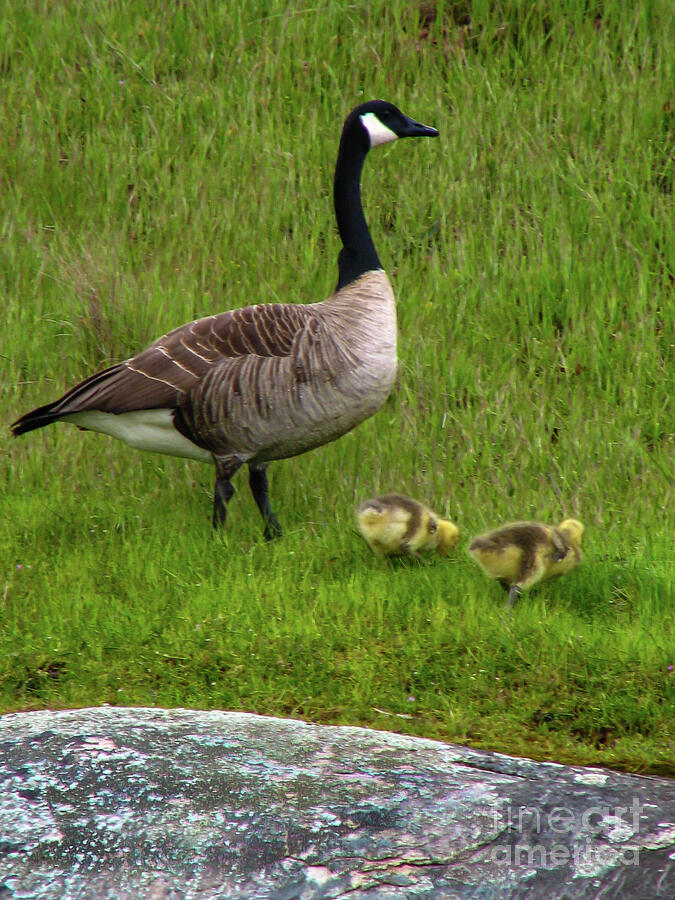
11;101;438;538
468;518;584;605
357;494;460;559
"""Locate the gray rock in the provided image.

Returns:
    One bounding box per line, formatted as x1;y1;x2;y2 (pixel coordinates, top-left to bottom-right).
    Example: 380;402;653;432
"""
0;707;673;898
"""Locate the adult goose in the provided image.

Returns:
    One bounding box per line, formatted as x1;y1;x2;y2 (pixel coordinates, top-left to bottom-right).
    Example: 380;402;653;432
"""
11;100;439;538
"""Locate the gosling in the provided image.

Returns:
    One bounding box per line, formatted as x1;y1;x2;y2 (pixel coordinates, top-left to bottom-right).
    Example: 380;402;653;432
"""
468;518;584;606
356;494;460;559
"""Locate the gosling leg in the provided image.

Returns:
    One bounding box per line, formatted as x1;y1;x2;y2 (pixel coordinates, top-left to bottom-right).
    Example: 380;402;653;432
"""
248;465;282;541
508;585;522;607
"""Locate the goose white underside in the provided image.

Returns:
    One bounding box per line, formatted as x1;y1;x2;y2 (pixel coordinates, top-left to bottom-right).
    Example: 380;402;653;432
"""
64;408;213;463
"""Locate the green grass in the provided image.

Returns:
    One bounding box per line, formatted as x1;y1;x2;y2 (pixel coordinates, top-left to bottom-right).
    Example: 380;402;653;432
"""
1;0;673;775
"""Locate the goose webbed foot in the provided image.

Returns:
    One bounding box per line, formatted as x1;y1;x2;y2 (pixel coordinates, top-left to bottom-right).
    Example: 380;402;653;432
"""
249;465;282;541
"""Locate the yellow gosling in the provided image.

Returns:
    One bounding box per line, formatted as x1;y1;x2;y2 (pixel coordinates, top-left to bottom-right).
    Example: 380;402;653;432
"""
356;494;460;559
468;518;584;605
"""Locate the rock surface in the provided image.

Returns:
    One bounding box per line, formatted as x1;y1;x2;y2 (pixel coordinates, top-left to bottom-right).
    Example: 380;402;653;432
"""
0;706;673;898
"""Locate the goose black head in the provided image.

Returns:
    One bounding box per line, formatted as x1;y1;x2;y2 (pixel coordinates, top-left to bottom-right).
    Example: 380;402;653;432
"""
352;100;439;148
334;100;438;290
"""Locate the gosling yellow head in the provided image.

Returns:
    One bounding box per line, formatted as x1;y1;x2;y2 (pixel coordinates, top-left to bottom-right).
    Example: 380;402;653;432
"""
468;517;584;605
356;493;459;559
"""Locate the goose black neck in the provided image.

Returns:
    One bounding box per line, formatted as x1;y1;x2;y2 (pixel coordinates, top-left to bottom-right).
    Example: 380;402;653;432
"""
334;122;381;291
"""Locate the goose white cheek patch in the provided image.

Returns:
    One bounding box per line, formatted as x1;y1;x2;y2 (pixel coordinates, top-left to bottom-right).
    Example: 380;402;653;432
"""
360;112;398;147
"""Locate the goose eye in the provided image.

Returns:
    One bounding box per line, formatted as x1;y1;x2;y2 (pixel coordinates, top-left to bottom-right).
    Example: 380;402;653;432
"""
428;520;437;533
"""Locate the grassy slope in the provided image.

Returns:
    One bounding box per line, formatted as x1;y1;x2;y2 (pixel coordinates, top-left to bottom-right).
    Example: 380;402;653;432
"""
1;0;673;774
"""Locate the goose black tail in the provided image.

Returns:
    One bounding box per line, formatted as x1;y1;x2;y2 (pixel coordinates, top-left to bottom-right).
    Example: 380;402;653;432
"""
11;402;62;436
11;362;129;437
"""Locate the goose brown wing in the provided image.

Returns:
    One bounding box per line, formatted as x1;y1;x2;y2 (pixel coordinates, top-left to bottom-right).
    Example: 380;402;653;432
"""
41;302;314;418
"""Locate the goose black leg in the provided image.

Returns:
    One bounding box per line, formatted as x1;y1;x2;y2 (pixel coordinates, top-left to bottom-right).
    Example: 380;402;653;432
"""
248;465;282;541
213;478;235;529
212;459;240;530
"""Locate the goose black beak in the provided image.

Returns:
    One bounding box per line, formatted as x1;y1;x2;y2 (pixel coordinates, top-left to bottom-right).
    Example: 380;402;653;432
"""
400;116;439;139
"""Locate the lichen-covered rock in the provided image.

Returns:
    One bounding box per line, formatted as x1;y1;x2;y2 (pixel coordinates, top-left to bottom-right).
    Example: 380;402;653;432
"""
0;707;673;898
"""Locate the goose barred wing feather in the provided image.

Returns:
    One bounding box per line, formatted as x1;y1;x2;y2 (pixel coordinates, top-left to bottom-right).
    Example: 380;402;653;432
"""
168;303;307;362
173;307;359;458
44;303;315;419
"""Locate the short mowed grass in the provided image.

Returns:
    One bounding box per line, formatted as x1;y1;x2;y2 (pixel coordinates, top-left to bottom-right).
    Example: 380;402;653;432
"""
1;0;673;775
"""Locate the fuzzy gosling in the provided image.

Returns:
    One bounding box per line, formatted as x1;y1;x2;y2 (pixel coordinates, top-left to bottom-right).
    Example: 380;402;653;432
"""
468;518;584;605
357;494;460;559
